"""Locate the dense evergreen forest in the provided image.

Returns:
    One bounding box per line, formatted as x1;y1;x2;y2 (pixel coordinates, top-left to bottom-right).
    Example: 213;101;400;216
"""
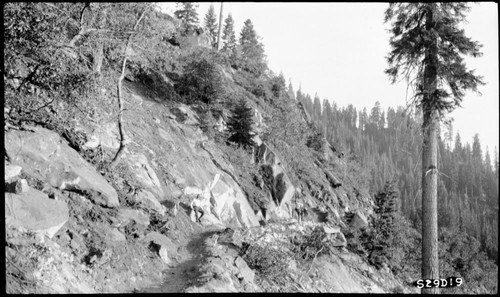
296;92;499;263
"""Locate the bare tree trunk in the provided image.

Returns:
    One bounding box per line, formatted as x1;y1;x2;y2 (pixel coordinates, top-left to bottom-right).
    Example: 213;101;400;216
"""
109;6;150;167
421;4;439;294
217;2;223;51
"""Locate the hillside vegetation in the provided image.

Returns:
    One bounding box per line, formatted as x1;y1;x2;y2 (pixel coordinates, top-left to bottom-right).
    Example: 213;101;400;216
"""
3;2;497;294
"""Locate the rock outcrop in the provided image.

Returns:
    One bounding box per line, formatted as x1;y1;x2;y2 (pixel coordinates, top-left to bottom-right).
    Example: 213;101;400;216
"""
5;126;119;208
5;188;69;238
254;142;295;219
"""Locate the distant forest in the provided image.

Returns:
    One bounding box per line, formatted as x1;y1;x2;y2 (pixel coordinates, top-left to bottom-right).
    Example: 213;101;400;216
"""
296;91;499;262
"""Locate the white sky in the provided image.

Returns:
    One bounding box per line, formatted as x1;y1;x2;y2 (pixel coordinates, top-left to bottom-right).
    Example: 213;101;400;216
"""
160;2;499;159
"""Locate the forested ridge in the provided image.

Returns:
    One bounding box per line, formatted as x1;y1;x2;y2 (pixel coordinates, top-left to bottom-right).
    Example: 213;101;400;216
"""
297;91;499;262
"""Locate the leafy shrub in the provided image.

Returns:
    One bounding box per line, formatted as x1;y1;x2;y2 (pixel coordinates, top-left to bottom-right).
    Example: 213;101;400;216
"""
290;226;332;261
269;72;286;99
175;50;225;104
438;227;498;294
242;244;291;286
306;129;326;152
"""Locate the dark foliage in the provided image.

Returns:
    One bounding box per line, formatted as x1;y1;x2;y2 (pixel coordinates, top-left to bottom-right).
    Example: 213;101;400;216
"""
227;98;256;148
176;57;225;104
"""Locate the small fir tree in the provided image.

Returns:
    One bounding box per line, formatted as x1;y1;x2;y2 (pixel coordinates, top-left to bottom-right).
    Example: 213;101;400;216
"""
203;4;218;47
227;98;256;148
366;181;399;269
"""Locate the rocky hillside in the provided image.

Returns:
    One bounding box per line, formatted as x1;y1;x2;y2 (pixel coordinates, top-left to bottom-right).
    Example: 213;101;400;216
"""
5;75;418;293
4;3;419;293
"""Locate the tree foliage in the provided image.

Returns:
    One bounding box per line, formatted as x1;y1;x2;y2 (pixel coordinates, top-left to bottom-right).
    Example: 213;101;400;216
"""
221;13;239;65
174;2;199;35
385;3;485;115
203;4;218;47
176;54;225;104
227;98;256;148
239;19;267;76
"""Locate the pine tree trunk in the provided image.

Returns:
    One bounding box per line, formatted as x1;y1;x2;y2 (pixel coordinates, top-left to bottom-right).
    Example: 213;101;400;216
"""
421;107;440;294
421;3;440;294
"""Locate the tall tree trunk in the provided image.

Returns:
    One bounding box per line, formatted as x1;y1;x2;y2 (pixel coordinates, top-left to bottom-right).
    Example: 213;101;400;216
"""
109;6;150;167
421;3;439;294
217;2;223;51
422;107;440;294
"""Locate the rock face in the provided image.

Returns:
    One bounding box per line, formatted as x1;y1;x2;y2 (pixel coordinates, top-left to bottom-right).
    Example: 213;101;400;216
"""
82;122;120;150
134;190;166;215
5;188;69;238
5;127;119;208
5;162;23;182
125;153;164;198
350;210;369;229
121;94;260;229
184;172;260;228
254;143;295;219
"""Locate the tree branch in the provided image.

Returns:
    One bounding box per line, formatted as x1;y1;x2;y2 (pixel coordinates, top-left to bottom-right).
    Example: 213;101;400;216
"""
110;4;152;167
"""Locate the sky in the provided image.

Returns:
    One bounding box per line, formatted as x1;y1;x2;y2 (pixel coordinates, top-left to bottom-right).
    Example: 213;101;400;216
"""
160;2;499;159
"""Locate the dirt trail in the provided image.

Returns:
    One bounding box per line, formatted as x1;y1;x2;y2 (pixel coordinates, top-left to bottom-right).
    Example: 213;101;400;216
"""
140;205;222;293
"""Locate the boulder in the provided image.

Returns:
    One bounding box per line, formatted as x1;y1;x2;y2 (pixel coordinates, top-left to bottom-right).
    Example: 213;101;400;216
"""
323;224;341;234
125;153;163;197
5;162;22;182
118;208;150;227
234;256;255;283
5;188;69;238
108;228;126;242
325;170;342;188
5;126;119;208
82;122;120;150
5;179;29;194
350;210;368;229
208;173;260;228
134;190;166;215
142;232;177;264
330;232;347;247
170;104;200;125
218;228;243;248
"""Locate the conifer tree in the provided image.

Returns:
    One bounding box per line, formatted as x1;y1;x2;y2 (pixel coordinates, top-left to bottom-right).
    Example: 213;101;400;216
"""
385;3;484;293
174;2;199;35
239;19;266;76
287;79;295;100
221;14;238;64
203;4;218;47
227;98;256;148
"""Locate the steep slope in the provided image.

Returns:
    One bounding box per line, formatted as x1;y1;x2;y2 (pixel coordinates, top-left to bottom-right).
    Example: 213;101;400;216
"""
5;72;414;294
